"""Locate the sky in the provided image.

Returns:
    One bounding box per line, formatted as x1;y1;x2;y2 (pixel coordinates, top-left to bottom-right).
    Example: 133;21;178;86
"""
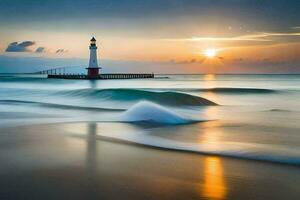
0;0;300;73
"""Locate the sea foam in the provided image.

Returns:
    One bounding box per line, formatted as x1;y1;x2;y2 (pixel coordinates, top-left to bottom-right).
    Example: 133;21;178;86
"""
120;101;201;124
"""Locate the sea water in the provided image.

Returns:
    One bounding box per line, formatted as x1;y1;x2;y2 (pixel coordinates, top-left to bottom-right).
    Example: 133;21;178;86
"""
0;74;299;164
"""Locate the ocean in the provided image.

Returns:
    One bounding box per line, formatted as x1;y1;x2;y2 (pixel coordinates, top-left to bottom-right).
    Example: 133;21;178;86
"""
0;74;299;165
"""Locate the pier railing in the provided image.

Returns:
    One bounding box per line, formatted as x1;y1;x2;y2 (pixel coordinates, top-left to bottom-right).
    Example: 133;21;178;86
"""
34;66;81;75
100;73;154;79
48;73;154;79
36;67;154;79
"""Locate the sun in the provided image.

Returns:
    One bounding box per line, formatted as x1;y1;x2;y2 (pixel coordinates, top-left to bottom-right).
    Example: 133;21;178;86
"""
204;48;217;58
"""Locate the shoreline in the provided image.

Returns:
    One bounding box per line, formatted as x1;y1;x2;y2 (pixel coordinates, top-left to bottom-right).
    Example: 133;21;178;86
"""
2;120;300;167
0;122;299;199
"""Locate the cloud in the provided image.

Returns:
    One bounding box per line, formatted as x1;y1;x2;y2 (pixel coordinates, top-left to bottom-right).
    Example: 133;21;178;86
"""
171;58;204;64
55;49;68;53
233;58;244;62
35;47;46;53
5;41;35;52
162;31;300;42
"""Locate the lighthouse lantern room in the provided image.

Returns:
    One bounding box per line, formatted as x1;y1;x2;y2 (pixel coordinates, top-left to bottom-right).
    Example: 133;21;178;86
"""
86;37;101;78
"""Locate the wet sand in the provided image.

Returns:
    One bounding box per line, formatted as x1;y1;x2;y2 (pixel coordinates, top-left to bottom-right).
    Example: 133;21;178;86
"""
0;122;299;200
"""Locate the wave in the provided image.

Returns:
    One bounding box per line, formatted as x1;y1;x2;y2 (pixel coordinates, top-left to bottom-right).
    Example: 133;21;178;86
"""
56;88;217;106
0;100;205;125
268;109;291;112
144;87;277;94
0;100;124;112
136;141;300;165
92;131;300;166
119;101;203;124
196;87;276;94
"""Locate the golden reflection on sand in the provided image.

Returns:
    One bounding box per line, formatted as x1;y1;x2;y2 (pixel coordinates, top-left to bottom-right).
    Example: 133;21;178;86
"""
202;156;227;200
198;111;227;199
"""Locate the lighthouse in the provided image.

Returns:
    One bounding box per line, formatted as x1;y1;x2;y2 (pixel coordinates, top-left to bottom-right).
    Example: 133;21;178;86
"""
86;37;101;78
47;36;154;80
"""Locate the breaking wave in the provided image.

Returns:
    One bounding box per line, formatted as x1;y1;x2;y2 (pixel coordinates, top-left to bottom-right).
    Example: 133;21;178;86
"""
119;101;203;124
56;88;217;106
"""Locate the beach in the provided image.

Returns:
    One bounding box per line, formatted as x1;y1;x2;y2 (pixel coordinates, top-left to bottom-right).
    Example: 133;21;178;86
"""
0;74;299;199
0;122;299;200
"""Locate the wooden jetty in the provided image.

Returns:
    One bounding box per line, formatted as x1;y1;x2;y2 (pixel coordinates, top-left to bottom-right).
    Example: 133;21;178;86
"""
35;67;155;80
38;37;155;80
48;73;154;79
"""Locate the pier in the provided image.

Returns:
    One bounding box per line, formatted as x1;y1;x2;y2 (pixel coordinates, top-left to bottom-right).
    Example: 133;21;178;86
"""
48;73;154;79
35;67;68;75
42;37;155;80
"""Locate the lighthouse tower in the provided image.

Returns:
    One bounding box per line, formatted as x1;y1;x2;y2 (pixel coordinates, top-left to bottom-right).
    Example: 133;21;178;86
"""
87;37;101;78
